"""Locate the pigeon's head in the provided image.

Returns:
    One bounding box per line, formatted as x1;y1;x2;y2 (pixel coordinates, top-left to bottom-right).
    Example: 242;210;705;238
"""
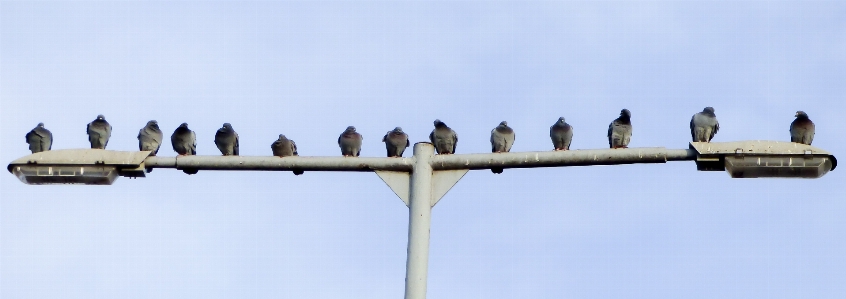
178;123;189;129
620;109;631;118
393;127;403;133
147;120;158;127
557;117;566;123
434;119;446;127
278;134;287;140
499;121;508;127
795;111;808;118
222;123;233;130
346;126;356;132
96;114;106;121
37;122;45;127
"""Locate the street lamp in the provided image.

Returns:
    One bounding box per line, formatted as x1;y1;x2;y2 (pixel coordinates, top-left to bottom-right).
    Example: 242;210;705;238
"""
689;140;836;178
6;141;837;299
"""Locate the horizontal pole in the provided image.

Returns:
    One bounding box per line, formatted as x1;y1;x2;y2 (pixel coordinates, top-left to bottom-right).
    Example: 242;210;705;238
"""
430;148;697;171
142;148;697;172
145;156;414;172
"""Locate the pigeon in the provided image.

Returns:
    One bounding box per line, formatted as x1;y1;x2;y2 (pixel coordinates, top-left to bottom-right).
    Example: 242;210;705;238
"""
138;120;163;155
690;107;720;142
790;111;815;145
87;114;112;149
382;127;409;157
25;123;52;154
429;119;457;154
608;109;632;149
171;123;196;156
214;123;239;156
171;123;198;175
272;134;303;175
338;126;363;157
271;134;298;157
549;117;573;151
490;121;515;174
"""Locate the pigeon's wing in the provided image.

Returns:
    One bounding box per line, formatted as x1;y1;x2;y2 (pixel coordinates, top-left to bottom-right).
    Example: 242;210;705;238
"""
690;116;696;141
234;132;239;156
190;131;197;155
46;129;53;150
406;136;410;147
711;120;720;140
292;140;299;156
429;131;435;144
452;130;458;149
338;135;342;145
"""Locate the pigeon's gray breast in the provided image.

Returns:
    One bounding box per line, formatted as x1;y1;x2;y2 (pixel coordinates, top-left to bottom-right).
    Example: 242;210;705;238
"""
87;120;112;149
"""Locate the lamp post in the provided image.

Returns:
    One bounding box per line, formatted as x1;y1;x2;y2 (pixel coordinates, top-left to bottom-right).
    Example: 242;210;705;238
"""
7;141;837;299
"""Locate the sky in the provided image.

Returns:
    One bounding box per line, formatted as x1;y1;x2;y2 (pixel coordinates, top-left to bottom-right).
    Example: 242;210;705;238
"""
1;1;845;298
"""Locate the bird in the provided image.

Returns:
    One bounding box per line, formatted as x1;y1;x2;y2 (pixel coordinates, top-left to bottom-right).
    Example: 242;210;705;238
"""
608;109;632;149
790;111;815;145
429;119;457;154
490;121;515;174
25;123;53;154
171;123;196;156
86;114;112;149
214;123;239;156
171;123;198;174
137;120;163;155
690;107;720;142
271;134;298;157
338;126;363;157
272;134;303;175
382;127;409;157
549;117;573;151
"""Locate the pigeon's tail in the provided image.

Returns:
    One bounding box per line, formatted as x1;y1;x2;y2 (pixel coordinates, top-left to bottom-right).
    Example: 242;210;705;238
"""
491;167;504;174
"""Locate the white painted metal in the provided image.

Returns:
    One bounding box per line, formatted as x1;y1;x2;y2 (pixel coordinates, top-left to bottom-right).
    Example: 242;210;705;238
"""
375;171;411;206
430;169;469;207
405;143;435;299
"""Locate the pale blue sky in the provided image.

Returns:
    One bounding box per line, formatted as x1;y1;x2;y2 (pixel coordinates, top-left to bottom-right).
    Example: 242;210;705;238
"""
2;1;845;298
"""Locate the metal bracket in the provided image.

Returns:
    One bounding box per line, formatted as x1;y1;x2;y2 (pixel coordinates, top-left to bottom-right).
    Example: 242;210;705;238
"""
375;171;411;206
375;169;468;208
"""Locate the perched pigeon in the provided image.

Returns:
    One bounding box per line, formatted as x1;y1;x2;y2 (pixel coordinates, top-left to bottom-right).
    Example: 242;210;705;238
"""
690;107;720;142
338;126;363;157
550;117;573;151
25;123;53;154
790;111;815;145
138;120;163;155
490;121;515;174
171;123;198;174
608;109;632;149
429;119;457;154
87;114;112;149
171;123;196;156
272;134;303;175
271;134;298;157
382;127;409;157
214;123;239;156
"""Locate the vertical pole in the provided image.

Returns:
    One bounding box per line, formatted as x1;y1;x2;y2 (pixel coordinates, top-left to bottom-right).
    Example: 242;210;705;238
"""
405;143;434;299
